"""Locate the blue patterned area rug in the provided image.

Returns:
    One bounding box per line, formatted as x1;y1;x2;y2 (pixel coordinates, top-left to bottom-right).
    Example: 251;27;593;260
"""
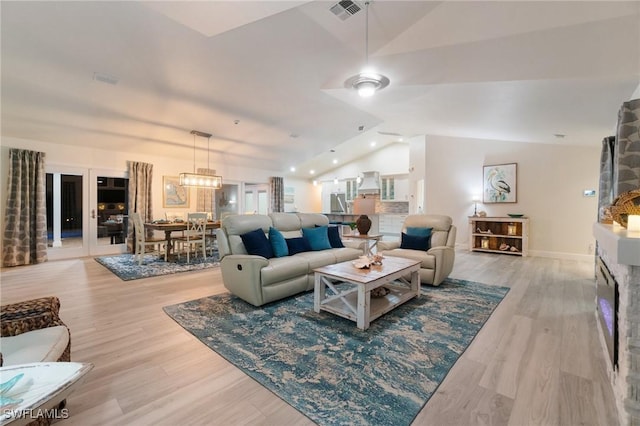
163;278;509;425
95;252;219;281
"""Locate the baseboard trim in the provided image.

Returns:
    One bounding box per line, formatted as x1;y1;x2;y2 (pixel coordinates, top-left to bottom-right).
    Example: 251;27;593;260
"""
457;244;594;262
528;250;595;262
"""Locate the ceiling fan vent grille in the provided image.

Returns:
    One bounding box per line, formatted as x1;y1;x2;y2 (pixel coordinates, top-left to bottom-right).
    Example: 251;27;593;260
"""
330;0;361;21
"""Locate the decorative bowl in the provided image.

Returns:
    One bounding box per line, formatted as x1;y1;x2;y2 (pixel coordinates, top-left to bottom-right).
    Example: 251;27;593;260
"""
508;214;524;218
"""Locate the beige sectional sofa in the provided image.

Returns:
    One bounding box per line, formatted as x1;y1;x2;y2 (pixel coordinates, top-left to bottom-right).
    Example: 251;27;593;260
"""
216;212;362;306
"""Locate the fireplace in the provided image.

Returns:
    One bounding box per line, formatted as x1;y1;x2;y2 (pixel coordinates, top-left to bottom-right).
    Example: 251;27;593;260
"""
596;256;618;369
593;222;640;425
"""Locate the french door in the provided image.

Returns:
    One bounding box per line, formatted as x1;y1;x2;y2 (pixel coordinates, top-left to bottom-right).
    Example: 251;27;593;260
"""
46;166;128;259
244;184;269;215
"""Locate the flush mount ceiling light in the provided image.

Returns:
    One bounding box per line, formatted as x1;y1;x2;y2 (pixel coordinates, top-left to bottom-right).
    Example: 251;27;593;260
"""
179;130;223;189
344;1;390;98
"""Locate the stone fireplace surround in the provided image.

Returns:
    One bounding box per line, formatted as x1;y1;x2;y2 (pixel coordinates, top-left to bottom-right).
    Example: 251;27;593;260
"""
593;223;640;425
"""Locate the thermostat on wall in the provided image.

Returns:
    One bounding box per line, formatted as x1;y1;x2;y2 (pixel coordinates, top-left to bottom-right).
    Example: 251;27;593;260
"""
583;189;596;197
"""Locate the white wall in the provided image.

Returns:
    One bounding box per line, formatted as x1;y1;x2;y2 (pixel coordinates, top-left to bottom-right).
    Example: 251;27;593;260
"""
315;143;410;183
424;135;600;259
0;137;319;255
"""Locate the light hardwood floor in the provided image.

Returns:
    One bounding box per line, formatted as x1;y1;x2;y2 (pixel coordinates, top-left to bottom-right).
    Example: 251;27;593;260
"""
0;250;619;425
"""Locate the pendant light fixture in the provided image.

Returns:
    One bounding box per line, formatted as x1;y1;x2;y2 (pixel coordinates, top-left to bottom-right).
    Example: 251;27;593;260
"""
179;130;223;189
344;1;390;98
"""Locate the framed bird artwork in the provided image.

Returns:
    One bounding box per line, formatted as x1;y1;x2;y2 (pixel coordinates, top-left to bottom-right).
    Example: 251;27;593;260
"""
483;163;517;203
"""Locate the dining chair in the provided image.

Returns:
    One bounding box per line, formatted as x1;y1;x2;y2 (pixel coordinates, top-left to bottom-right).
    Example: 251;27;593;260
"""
130;212;168;265
174;212;207;263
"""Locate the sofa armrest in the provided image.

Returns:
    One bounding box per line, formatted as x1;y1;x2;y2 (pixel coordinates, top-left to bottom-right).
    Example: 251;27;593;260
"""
220;255;270;306
426;246;456;286
378;241;401;251
0;296;66;337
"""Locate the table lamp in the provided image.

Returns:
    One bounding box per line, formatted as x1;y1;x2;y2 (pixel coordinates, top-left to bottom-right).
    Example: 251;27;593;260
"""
472;196;481;217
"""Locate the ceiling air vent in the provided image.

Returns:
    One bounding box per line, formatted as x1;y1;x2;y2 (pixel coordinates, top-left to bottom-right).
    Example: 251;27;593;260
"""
330;0;361;21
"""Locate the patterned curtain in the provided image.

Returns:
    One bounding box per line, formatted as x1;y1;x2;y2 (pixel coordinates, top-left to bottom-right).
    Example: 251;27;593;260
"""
127;161;153;252
613;98;640;197
270;176;284;213
196;167;216;218
598;136;616;222
2;149;48;267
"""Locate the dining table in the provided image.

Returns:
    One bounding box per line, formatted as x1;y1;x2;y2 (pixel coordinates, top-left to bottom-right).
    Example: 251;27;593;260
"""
144;220;221;260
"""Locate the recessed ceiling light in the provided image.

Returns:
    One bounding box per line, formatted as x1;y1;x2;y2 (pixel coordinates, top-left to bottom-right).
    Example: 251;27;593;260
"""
290;166;296;172
310;170;315;175
370;141;377;147
332;159;338;164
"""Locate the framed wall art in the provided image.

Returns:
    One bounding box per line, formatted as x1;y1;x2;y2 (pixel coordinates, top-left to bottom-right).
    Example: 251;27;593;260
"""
163;176;190;208
483;163;517;203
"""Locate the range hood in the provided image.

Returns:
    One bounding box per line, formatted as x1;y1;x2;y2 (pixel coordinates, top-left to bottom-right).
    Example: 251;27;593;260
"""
358;171;380;194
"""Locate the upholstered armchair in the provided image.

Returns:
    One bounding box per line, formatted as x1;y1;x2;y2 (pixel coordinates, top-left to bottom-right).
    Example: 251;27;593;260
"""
0;296;71;366
378;214;456;286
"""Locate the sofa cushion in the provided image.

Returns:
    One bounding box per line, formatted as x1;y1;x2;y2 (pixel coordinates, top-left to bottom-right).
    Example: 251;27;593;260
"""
384;249;436;269
286;237;311;255
327;225;344;248
0;325;69;366
302;226;331;251
294;250;338;270
241;228;274;259
400;232;431;251
330;247;362;263
260;256;310;286
297;213;329;228
270;212;303;232
269;227;289;258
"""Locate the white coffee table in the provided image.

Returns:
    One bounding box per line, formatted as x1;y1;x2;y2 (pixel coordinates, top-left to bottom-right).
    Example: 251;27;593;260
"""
0;362;93;425
313;257;421;330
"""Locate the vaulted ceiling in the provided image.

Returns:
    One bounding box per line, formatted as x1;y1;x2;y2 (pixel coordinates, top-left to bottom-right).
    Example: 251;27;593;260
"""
2;1;639;179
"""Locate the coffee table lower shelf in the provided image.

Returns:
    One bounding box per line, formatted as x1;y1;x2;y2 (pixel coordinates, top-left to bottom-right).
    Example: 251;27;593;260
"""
320;284;418;325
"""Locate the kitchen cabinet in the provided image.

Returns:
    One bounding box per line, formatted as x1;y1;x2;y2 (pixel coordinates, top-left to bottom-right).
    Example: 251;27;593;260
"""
380;175;409;201
378;214;407;238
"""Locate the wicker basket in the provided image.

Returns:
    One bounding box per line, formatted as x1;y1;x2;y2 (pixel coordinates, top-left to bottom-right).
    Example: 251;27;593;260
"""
610;189;640;228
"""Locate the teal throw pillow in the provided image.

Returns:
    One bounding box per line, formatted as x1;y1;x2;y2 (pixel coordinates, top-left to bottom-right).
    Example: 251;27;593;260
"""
240;228;274;259
302;226;332;251
400;232;431;251
269;227;289;258
406;227;433;238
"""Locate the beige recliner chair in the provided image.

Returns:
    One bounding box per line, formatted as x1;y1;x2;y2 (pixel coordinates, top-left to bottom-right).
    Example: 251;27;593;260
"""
378;214;456;286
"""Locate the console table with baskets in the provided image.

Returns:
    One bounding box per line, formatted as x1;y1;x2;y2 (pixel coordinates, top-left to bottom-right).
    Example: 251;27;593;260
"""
468;216;529;256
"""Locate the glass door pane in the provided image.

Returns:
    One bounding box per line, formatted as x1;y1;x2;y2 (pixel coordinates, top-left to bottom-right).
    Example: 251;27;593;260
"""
46;173;83;250
89;169;129;256
96;176;129;247
216;183;241;220
257;190;268;215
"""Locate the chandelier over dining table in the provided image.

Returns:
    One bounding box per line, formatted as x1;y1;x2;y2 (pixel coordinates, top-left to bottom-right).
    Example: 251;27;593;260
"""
179;130;223;189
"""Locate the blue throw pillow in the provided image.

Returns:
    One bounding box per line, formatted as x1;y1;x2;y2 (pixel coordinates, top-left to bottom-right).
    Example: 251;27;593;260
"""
400;232;431;251
406;227;433;238
302;226;332;251
240;228;274;259
286;237;311;255
269;227;289;258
